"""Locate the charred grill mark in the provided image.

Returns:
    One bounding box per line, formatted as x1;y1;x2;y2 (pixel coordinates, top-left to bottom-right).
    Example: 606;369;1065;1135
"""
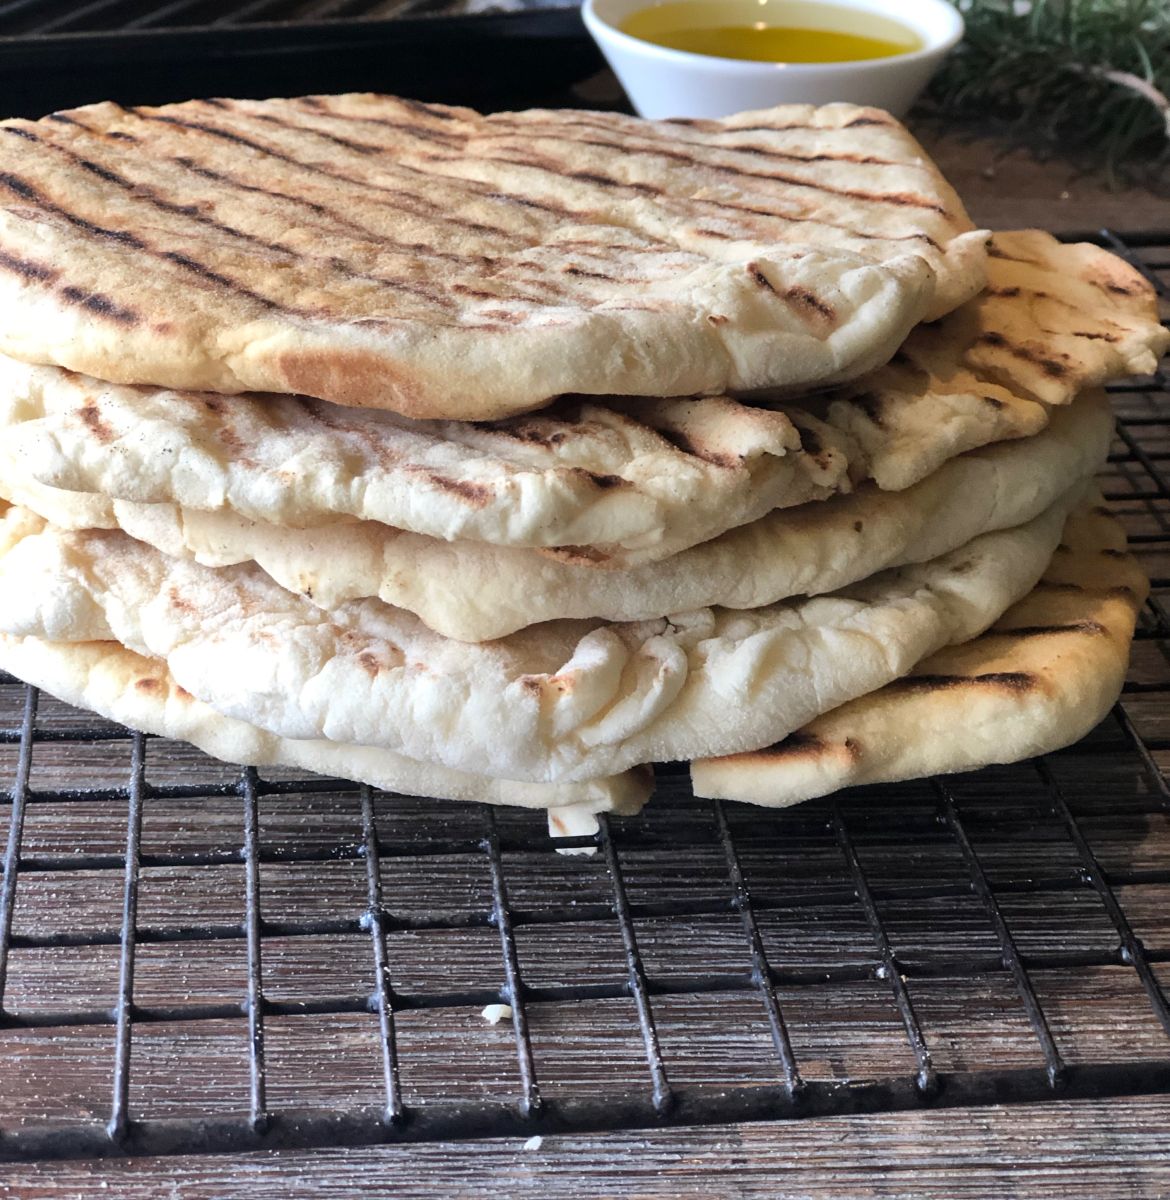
290;98;465;147
540;544;613;566
891;671;1036;693
396;97;460;122
139;112;538;250
1001;620;1108;637
479;420;569;447
653;426;740;468
697;199;942;251
0;134;290;312
484;123;906;174
987;245;1043;266
47;111;137;142
768;731;825;755
356;651;382;677
0;248;59;284
475;143;950;216
748;264;777;293
564;265;620;281
77;401;116;442
175;105;549;231
577;470;626;490
1071;329;1121;342
39;122;498;297
59;285;138;323
976;331;1069;378
747;730;866;761
244;106;387;155
168;250;276;301
785;285;836;323
424;473;494;506
725;122;818;134
452;283;502;300
177;158;503;261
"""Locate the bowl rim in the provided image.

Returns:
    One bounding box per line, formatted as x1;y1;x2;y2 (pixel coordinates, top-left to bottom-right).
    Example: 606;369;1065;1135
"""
581;0;965;75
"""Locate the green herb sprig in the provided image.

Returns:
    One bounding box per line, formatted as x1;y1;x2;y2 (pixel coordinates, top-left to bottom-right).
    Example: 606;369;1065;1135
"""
926;0;1170;187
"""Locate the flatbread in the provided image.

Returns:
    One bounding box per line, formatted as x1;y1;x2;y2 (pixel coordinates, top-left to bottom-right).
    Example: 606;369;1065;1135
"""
0;96;987;419
0;493;1075;782
0;635;648;834
3;390;1112;642
0;234;1156;570
0;358;851;558
818;230;1168;491
691;496;1147;805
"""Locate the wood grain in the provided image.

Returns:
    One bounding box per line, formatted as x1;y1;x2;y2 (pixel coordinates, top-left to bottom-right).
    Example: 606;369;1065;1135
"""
3;1097;1170;1199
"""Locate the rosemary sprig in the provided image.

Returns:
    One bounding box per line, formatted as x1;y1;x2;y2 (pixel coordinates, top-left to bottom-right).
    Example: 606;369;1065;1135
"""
926;0;1170;187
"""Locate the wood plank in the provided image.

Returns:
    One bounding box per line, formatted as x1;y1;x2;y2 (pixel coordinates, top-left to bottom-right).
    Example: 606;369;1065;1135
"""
5;1097;1170;1199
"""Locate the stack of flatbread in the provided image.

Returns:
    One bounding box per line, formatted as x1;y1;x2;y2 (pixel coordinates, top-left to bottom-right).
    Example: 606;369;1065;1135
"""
0;93;1162;833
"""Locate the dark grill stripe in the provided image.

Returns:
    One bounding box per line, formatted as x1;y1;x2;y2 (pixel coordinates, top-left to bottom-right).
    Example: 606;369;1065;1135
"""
891;671;1036;693
998;621;1109;638
0;241;135;324
37;113;505;270
465;147;946;250
975;331;1069;379
58;285;138;323
138;112;539;250
289;99;464;148
482;119;908;174
201;103;950;250
0;247;59;283
0;138;287;313
18;125;469;309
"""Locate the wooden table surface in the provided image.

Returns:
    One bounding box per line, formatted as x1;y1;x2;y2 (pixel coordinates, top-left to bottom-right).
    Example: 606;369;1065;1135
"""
7;1096;1170;1197
4;121;1170;1200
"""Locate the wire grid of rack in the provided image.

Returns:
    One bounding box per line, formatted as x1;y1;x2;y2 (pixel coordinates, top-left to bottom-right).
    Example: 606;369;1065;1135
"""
0;0;560;36
0;231;1166;1162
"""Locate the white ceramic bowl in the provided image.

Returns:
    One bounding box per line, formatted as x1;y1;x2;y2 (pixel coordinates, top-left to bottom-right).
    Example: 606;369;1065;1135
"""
581;0;964;120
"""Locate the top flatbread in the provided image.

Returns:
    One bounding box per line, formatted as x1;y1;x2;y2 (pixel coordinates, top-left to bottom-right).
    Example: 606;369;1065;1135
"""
0;95;987;418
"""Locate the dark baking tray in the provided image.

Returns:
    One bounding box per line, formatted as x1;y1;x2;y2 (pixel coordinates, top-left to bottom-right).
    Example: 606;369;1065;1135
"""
0;7;605;118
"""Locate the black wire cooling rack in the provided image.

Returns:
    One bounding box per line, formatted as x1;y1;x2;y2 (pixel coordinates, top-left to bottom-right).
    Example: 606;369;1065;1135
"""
0;231;1166;1163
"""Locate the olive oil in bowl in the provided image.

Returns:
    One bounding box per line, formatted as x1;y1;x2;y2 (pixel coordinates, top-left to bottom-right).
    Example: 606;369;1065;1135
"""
619;0;921;64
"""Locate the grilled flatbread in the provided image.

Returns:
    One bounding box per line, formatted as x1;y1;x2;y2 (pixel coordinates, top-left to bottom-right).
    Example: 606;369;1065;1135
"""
0;493;1075;782
0;234;1156;572
0;358;851;557
0;95;987;418
691;497;1147;805
823;230;1167;490
3;390;1111;642
0;635;649;832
